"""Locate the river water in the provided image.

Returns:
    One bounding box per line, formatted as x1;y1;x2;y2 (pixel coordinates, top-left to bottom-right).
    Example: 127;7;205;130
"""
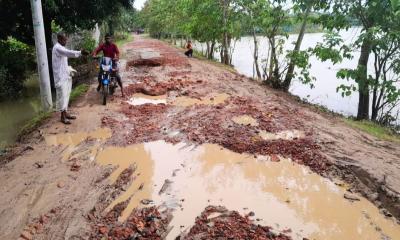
194;28;400;119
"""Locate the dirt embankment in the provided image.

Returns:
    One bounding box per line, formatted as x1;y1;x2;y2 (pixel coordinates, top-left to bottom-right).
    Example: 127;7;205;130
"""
0;35;399;240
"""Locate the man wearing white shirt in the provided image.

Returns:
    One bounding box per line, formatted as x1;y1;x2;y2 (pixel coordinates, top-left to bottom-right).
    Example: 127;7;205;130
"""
52;32;88;124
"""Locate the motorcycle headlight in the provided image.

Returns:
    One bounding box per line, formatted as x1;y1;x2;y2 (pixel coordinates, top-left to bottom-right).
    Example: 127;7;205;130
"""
102;65;111;71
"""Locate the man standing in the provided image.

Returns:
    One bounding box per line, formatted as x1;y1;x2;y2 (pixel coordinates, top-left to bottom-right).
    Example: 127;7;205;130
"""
52;32;88;124
92;34;124;97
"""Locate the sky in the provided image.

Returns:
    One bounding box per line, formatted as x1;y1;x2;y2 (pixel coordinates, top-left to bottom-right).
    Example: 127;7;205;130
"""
134;0;146;10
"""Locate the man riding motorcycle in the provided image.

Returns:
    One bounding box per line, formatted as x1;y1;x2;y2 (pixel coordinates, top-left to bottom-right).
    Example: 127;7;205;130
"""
92;34;124;97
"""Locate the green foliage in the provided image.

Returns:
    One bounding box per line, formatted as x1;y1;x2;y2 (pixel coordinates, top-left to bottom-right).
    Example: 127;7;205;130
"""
115;33;133;49
69;84;90;103
77;32;96;53
288;50;315;86
344;119;400;142
69;31;97;66
114;32;130;42
312;31;352;64
51;20;63;33
114;8;139;32
18;111;52;140
141;0;246;64
0;0;134;44
0;37;35;99
315;0;400;120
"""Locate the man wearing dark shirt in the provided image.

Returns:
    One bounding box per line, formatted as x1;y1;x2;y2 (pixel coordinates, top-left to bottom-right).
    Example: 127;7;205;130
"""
92;34;124;97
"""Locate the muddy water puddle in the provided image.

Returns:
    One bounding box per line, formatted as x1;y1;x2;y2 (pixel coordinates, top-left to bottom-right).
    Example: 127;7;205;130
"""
45;128;112;161
173;93;230;107
127;93;167;105
127;93;230;107
95;141;400;240
232;115;259;126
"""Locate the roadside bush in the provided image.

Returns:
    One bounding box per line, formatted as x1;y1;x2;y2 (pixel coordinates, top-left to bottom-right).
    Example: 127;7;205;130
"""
114;31;130;42
77;31;96;53
70;31;96;66
0;37;35;99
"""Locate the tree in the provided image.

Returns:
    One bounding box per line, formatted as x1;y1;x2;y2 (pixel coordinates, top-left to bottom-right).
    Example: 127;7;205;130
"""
316;0;396;120
188;0;225;60
237;0;315;89
283;0;329;91
0;0;134;86
370;31;400;123
237;0;270;79
141;0;243;65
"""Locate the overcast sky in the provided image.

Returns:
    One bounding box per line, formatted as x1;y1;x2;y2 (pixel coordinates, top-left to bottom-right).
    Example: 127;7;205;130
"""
134;0;146;10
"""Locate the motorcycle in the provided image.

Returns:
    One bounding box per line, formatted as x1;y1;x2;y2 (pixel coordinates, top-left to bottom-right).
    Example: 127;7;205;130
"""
95;57;118;105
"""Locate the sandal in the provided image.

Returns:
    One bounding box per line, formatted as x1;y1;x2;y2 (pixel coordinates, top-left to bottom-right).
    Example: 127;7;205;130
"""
61;118;71;125
66;114;77;120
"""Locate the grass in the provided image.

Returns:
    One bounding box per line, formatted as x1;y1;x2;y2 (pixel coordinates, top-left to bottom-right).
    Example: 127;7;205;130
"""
115;33;133;48
70;83;90;103
17;111;52;139
344;119;400;142
296;97;400;142
192;49;237;73
115;32;134;58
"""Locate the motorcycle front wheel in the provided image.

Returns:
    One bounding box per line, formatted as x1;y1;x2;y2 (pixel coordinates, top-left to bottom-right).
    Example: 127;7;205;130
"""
102;84;109;105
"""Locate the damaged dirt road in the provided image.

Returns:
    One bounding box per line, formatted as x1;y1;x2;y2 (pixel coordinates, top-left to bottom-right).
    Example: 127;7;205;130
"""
1;35;400;240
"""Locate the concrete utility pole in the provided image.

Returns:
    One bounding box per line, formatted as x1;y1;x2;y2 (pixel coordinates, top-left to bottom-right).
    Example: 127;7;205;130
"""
30;0;53;111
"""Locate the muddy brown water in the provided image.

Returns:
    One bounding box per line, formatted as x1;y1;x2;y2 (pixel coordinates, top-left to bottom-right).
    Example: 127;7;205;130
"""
127;93;230;108
173;93;230;107
46;130;400;240
232;115;259;127
45;128;112;162
127;93;167;105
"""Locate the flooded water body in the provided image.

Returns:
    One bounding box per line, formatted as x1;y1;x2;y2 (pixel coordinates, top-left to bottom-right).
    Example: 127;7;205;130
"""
0;76;41;148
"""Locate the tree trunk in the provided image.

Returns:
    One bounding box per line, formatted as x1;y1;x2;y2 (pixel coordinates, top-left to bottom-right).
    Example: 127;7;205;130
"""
268;38;275;80
209;41;215;59
252;29;261;79
283;6;311;91
206;42;210;58
221;0;230;65
220;45;224;63
356;38;372;120
371;86;378;121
